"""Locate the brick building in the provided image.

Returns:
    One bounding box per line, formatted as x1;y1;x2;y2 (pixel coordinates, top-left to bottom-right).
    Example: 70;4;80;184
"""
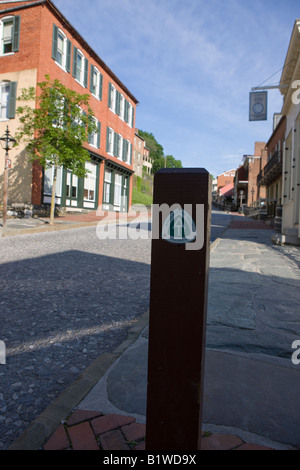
233;142;267;209
257;115;286;219
0;0;138;214
217;169;235;194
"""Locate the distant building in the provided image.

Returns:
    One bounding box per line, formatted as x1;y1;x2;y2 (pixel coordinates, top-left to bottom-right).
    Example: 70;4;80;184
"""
257;115;286;220
217;169;235;194
233;142;267;210
134;129;152;177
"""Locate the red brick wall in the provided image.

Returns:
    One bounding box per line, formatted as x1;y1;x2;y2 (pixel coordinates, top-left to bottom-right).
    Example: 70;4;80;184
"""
217;173;235;192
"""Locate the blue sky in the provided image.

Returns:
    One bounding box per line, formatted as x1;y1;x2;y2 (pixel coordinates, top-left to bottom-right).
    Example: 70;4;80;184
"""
53;0;299;177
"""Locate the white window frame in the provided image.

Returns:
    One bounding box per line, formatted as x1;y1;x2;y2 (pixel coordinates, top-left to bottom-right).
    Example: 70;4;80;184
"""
126;139;131;164
84;161;97;203
0;16;14;56
114;172;122;209
107;127;114;155
43;164;63;205
119;93;125;120
74;48;85;85
128;103;133;128
109;83;116;112
55;28;68;71
0;81;10;121
91;66;100;98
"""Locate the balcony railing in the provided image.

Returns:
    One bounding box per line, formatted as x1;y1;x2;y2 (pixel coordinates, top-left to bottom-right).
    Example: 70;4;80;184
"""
257;170;263;185
264;151;282;176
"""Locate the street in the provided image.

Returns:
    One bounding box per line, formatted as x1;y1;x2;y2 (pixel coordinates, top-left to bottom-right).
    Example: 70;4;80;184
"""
0;209;230;449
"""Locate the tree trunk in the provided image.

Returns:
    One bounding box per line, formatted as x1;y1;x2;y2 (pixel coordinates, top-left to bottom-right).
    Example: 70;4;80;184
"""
49;164;57;225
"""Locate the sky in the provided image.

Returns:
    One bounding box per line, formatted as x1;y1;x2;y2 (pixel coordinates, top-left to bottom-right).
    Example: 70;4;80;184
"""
53;0;300;178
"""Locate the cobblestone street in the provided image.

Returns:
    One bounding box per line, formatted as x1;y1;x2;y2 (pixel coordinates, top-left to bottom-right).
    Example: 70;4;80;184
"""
0;224;151;449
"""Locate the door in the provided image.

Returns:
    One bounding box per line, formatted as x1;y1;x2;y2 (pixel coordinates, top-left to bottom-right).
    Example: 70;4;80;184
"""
66;171;78;207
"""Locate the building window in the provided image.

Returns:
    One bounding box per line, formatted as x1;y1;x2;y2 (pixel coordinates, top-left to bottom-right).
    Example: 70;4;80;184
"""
73;47;88;87
90;65;103;100
52;25;71;73
84;161;97;202
66;172;78;199
114;173;122;208
0;81;17;120
106;127;114;155
43;164;62;204
0;82;10;120
108;82;116;110
103;169;112;204
88;117;101;148
121;177;128;212
0;16;20;55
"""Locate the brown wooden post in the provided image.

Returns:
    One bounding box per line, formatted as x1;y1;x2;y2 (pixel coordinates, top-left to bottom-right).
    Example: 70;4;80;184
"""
146;168;211;450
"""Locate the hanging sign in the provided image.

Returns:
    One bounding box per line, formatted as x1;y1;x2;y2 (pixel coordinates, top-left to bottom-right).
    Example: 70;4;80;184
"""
249;91;267;121
5;158;12;169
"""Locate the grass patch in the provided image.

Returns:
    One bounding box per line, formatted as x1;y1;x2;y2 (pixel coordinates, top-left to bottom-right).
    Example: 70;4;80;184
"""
132;187;153;206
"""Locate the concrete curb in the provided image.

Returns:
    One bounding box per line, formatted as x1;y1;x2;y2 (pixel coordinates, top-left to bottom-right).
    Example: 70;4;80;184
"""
8;311;149;450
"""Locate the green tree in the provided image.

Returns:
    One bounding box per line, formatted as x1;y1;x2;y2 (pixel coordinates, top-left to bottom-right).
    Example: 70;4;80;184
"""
138;130;182;173
15;75;97;225
165;155;183;169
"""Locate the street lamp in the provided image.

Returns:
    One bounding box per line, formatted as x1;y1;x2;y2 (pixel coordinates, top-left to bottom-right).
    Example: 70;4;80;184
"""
251;187;255;204
0;126;16;228
240;190;244;214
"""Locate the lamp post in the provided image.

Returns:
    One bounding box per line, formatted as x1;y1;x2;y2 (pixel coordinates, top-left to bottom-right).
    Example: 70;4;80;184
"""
0;126;16;228
240;190;244;214
251;187;255;204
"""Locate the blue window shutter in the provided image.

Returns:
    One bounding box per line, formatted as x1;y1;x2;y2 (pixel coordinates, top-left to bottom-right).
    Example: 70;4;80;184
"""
90;64;94;93
72;46;78;78
115;91;120;115
130;142;133;164
97;121;101;148
122;138;127;161
113;132;118;157
106;127;110;152
66;39;71;73
52;24;58;60
99;73;103;101
131;107;135;128
8;82;17;119
108;83;112;108
124;100;129;123
12;16;20;52
84;58;88;88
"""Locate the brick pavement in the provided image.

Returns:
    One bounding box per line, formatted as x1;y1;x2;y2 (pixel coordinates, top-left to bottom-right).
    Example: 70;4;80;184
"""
229;218;274;230
42;409;279;451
